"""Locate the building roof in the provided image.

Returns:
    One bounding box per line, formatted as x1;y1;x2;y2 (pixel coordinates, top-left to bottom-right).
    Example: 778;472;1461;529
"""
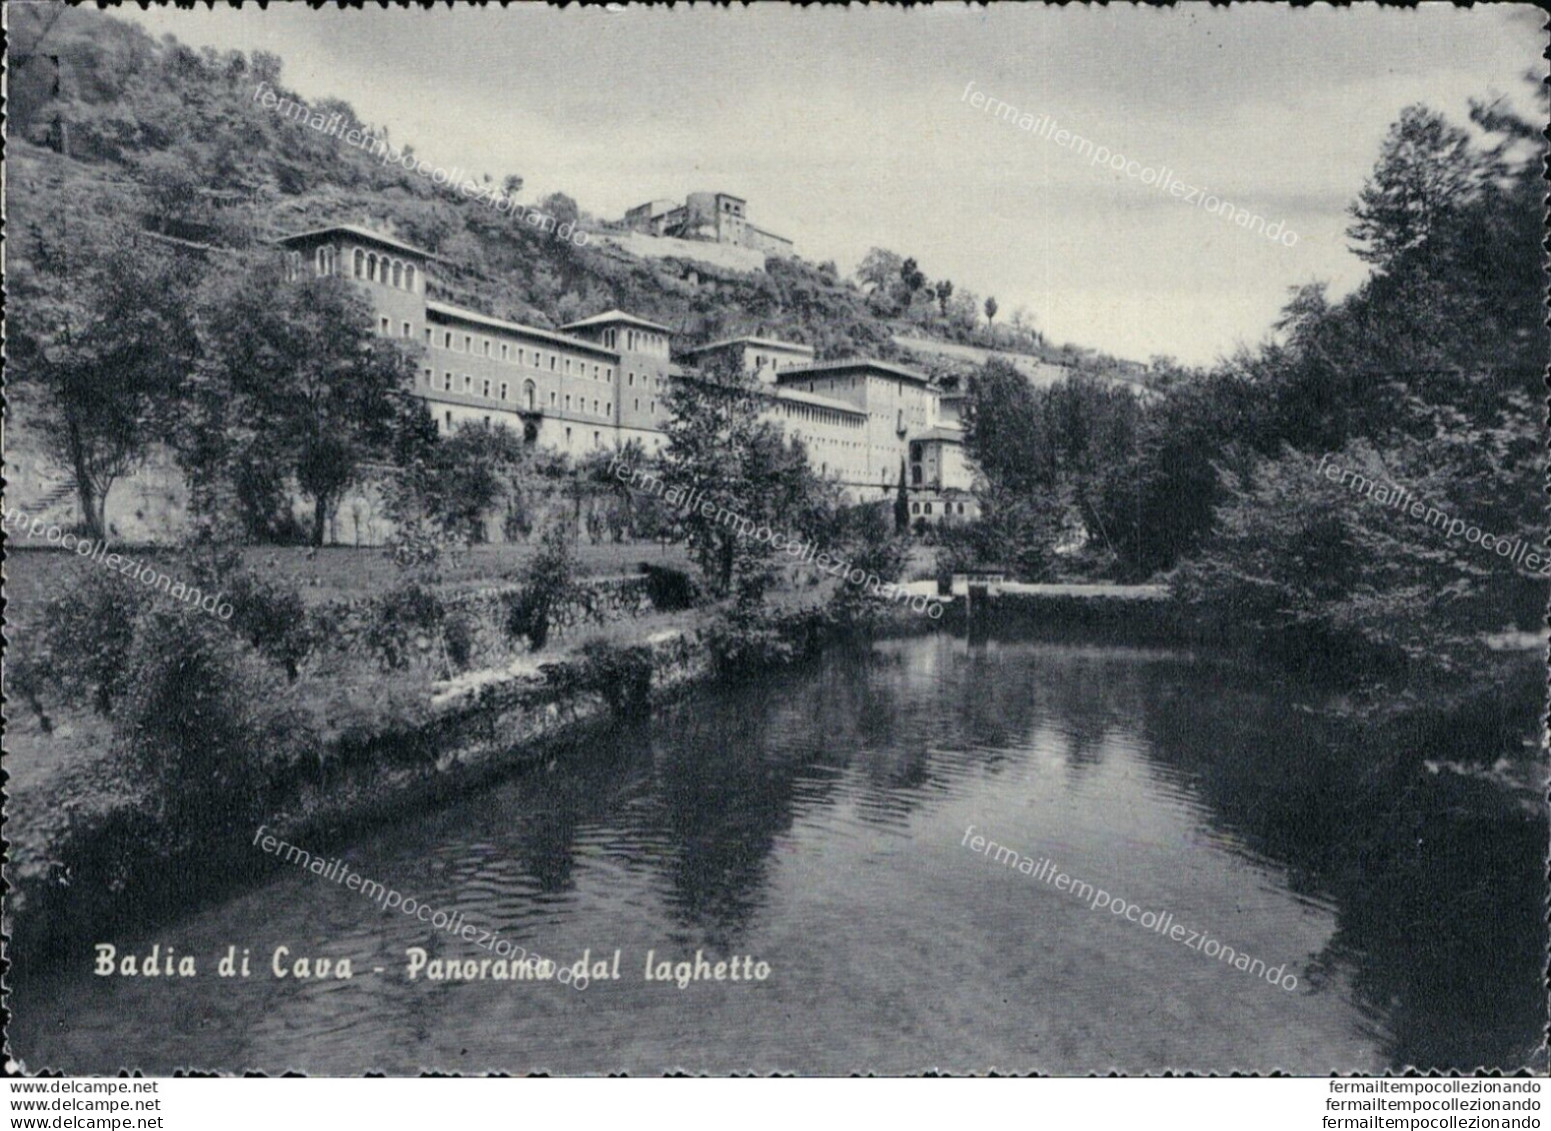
775;358;931;386
679;336;815;357
770;387;867;418
425;301;618;358
560;309;673;334
747;223;793;245
277;224;437;260
912;426;965;444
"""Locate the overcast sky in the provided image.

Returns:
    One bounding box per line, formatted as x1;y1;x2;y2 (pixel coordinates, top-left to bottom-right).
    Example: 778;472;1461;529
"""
124;3;1543;365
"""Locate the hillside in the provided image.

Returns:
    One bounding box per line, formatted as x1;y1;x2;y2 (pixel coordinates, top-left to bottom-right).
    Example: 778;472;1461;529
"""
6;8;892;365
9;6;1136;384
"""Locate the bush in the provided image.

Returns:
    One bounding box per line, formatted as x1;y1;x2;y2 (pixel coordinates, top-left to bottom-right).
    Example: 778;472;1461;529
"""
571;638;655;717
219;567;312;681
118;606;309;848
827;507;910;625
365;580;445;670
934;532;982;594
704;602;830;680
442;611;476;673
638;562;699;611
40;571;148;714
504;522;576;651
6;652;55;732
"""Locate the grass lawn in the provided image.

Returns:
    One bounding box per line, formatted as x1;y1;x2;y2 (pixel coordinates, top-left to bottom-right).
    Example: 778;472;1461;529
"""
4;540;695;627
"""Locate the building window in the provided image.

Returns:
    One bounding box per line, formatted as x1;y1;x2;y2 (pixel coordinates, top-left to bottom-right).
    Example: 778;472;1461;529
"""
483;415;491;426
444;372;452;391
592;399;599;414
924;503;933;515
403;321;412;338
628;373;634;386
484;340;492;358
405;265;416;292
634;399;639;412
550;356;557;371
380;317;390;335
565;427;572;444
353;249;365;278
444;332;453;349
367;253;378;281
911;503;920;515
649;400;656;414
483;379;491;398
565;395;571;410
444;411;452;430
465;336;473;352
464;375;472;392
392;261;403;288
593;431;601;447
500;383;508;401
501;344;509;361
606;367;612;381
550;391;557;406
425;328;433;345
605;402;611;415
525;381;537;410
912;466;923;486
423;367;433;386
519;349;526;365
565;358;572;375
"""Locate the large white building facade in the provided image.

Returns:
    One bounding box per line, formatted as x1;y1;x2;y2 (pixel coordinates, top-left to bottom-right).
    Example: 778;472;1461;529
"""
279;225;977;520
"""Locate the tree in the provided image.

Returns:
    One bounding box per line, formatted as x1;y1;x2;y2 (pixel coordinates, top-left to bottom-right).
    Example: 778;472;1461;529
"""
1347;105;1484;271
983;296;999;326
946;287;981;333
190;260;419;546
10;225;198;541
856;248;903;295
894;458;910;533
900;257;927;296
540;192;580;231
935;280;955;317
419;421;529;543
660;356;817;598
965;359;1051;495
502;174;524;199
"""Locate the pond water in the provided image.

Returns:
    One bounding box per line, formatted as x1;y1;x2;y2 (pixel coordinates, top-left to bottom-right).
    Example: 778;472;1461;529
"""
11;633;1544;1073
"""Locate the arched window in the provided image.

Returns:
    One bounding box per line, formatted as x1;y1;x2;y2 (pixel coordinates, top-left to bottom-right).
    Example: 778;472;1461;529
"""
367;253;378;282
404;264;416;292
392;261;403;288
353;249;365;278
